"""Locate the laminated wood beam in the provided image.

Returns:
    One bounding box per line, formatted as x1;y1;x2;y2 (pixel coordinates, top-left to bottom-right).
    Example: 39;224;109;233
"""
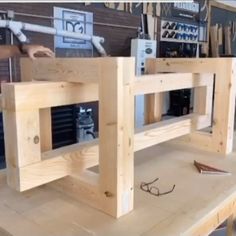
20;58;101;83
134;73;213;95
98;57;135;217
1;81;98;111
144;58;162;124
147;58;227;73
3;109;41;189
20;59;52;152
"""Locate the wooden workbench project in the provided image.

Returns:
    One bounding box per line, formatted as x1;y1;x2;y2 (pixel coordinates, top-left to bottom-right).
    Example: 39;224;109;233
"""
0;57;236;235
1;142;236;236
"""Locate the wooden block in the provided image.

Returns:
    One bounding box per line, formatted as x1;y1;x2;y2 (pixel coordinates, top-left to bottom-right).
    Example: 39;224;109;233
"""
134;73;213;95
3;109;41;190
20;58;33;82
21;58;53;153
145;93;163;124
192;74;214;129
20;58;101;83
39;108;52;152
150;58;220;73
144;59;163;124
1;82;98;111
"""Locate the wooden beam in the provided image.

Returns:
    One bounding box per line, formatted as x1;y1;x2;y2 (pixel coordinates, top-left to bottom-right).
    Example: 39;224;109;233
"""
149;58;220;73
21;59;52;152
212;59;236;153
13;113;208;191
20;58;101;83
1;81;98;111
39;108;52;152
135;115;191;151
145;59;163;124
98;57;135;217
192;74;214;130
3;109;41;190
134;73;213;95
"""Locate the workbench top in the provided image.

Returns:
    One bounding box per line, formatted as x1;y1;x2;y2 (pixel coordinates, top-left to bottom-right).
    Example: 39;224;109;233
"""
1;138;236;236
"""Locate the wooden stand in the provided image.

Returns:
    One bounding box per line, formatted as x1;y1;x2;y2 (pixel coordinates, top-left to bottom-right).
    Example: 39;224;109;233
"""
0;57;235;218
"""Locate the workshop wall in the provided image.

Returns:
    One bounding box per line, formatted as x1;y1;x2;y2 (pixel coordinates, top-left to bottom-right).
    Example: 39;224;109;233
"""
0;3;140;82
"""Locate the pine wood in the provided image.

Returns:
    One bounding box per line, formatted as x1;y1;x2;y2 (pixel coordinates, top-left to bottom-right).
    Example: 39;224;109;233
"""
150;58;236;154
20;59;52;153
1;57;235;220
20;58;100;83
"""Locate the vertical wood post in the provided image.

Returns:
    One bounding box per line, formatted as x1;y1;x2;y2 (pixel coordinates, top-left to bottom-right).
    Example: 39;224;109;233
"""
211;59;236;154
99;58;135;217
20;58;52;152
2;106;41;190
145;59;163;124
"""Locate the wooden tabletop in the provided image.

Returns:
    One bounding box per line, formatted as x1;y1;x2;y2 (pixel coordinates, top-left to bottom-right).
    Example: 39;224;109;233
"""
1;138;236;236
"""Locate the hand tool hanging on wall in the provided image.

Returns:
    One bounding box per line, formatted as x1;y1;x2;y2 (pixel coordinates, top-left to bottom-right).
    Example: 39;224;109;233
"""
117;3;125;11
232;21;236;42
210;24;219;57
224;25;232;55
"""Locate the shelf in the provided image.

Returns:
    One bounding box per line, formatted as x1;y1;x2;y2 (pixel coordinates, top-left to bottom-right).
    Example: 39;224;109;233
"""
160;38;198;44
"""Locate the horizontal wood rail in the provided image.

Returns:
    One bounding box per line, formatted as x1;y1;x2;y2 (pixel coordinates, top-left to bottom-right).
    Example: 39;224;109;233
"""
134;73;213;95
